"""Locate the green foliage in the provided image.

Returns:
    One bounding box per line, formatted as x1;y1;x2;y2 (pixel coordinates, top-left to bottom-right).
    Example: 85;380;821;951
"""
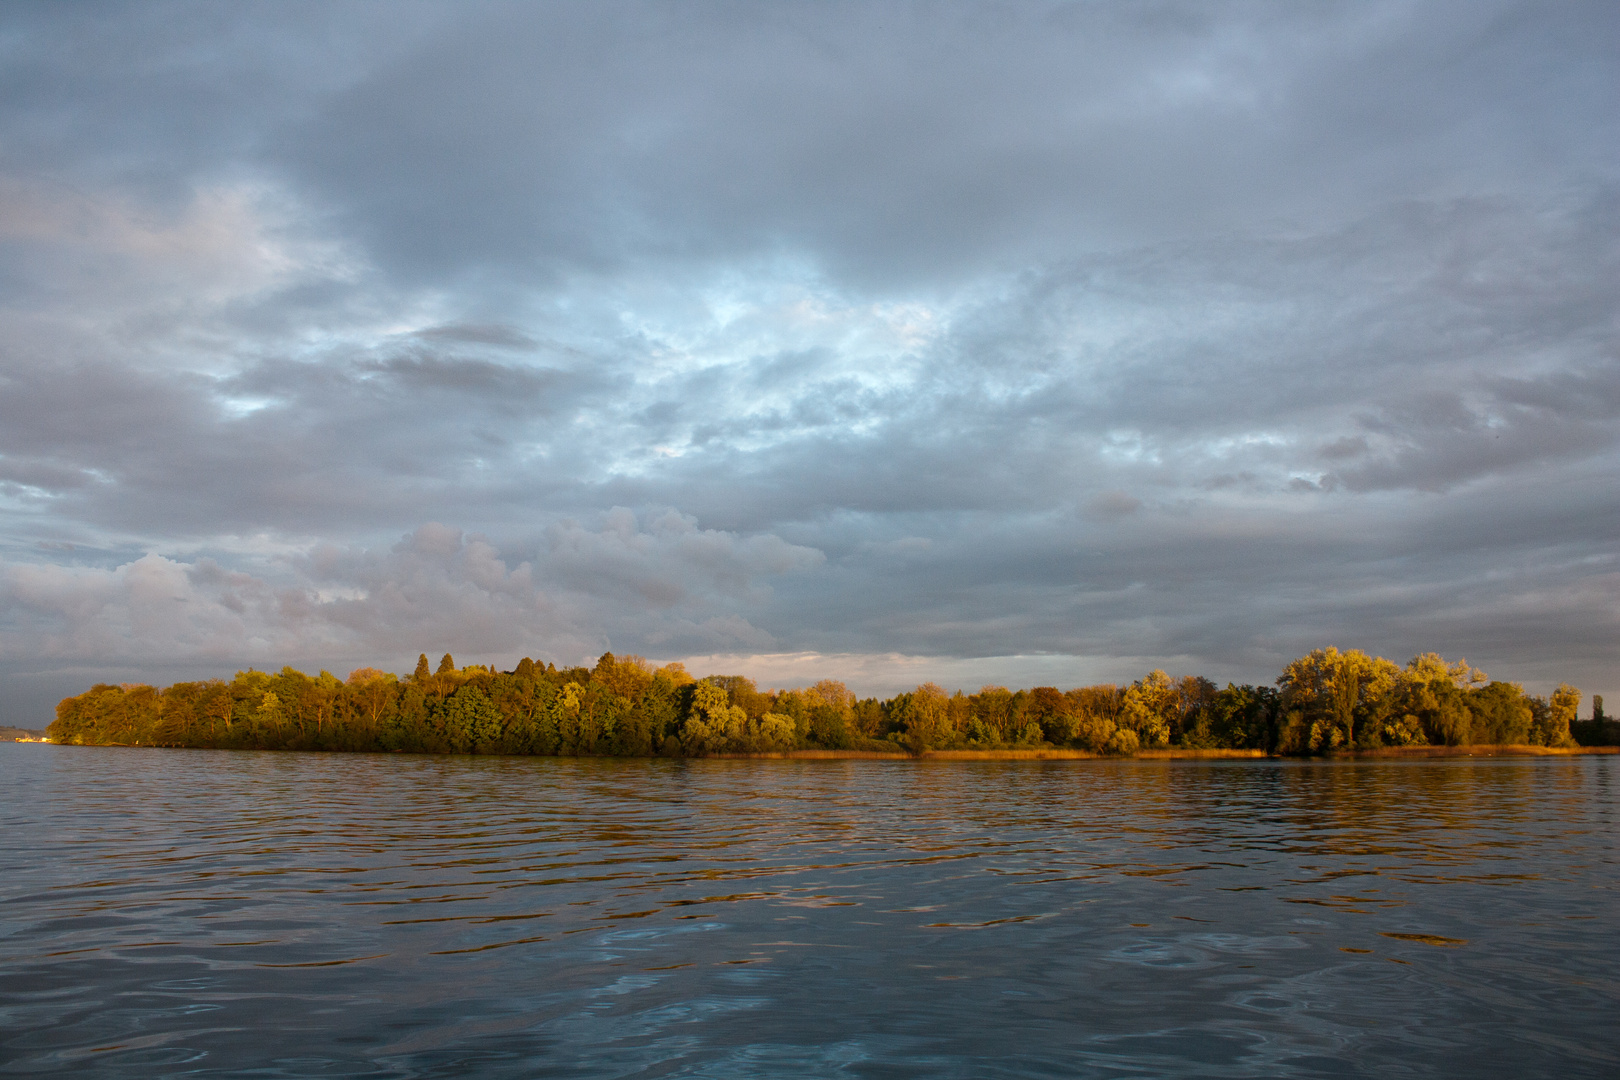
1570;693;1619;746
1541;684;1581;747
440;684;503;752
44;647;1586;759
1202;685;1279;750
887;683;953;751
1278;648;1403;751
680;680;746;754
1120;670;1177;749
1393;654;1476;746
1468;682;1533;746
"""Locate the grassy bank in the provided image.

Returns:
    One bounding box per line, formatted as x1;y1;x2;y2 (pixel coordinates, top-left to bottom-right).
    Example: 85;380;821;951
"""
1326;744;1618;758
700;745;1612;761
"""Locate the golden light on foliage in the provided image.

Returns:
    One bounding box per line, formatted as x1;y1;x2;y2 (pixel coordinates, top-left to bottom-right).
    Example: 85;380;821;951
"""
46;649;1609;756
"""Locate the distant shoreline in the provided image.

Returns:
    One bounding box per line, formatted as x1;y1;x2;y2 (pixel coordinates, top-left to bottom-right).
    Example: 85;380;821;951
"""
47;650;1613;760
1325;744;1619;759
709;745;1618;761
25;742;1611;761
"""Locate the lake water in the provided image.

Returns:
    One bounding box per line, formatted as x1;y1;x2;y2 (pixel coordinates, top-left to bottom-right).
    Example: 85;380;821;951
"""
1;745;1615;1078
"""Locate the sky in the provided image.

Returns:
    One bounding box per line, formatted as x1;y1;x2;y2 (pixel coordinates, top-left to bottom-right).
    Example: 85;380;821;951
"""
0;0;1616;724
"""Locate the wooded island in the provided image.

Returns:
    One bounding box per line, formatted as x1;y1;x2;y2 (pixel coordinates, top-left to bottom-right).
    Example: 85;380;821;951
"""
45;647;1615;756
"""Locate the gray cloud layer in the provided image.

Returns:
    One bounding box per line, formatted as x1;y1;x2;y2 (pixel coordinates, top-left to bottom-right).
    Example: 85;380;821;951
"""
1;1;1615;723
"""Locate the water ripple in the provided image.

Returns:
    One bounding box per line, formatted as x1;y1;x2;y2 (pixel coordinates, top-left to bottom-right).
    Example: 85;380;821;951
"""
1;748;1615;1078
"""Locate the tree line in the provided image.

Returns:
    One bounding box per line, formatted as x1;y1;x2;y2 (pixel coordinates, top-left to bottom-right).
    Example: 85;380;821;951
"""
47;647;1607;755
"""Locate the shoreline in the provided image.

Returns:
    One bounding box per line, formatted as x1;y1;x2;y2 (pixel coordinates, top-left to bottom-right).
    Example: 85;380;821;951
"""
1323;744;1617;759
703;747;1270;760
698;745;1617;761
16;741;1616;760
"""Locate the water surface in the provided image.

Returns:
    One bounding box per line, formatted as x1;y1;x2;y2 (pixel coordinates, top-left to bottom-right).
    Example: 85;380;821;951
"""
1;745;1615;1077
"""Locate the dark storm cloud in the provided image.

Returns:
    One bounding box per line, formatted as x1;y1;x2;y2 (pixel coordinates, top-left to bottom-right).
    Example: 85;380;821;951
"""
0;1;1617;723
280;1;1618;286
0;345;619;538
